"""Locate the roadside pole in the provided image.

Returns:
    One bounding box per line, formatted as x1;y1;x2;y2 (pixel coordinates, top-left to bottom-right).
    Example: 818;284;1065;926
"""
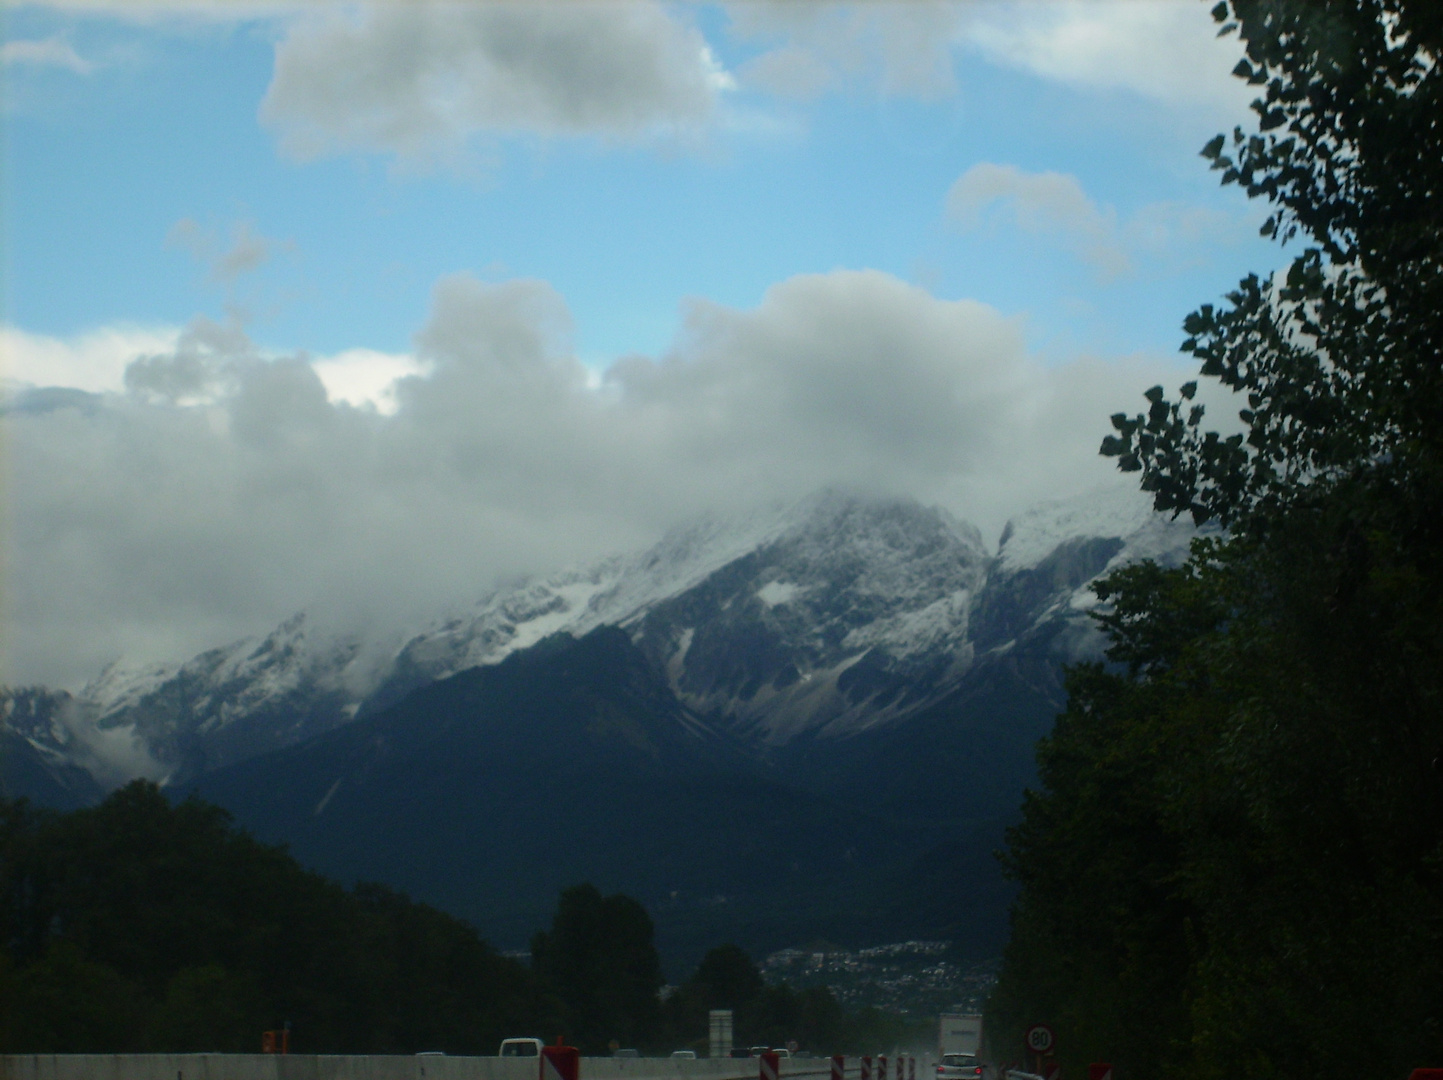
542;1041;580;1080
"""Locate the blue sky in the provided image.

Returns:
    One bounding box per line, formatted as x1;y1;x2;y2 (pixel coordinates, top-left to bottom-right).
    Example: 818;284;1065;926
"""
2;1;1286;686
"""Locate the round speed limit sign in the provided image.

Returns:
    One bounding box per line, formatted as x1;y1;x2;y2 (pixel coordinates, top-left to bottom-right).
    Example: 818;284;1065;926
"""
1025;1024;1056;1054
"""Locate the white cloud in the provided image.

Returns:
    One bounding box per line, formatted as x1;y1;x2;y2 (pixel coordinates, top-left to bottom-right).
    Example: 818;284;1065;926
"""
18;0;296;22
729;3;963;101
959;0;1252;115
3;321;421;416
948;162;1130;278
947;162;1249;280
259;2;731;165
1;324;182;393
2;36;95;74
728;1;1252;116
311;349;430;416
3;270;1205;689
166;218;290;284
738;45;837;101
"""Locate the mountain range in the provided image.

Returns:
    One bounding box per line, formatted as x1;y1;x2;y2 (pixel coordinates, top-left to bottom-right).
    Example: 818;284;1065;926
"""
1;486;1193;969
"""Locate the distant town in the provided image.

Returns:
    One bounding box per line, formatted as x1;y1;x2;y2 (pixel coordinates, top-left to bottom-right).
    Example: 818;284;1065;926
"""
761;943;998;1017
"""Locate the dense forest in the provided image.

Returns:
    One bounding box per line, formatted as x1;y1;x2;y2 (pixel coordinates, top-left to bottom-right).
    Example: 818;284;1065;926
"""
0;781;555;1054
0;782;921;1056
987;1;1442;1077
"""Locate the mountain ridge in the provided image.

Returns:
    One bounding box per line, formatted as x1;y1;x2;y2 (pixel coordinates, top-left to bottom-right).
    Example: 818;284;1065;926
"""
2;485;1194;803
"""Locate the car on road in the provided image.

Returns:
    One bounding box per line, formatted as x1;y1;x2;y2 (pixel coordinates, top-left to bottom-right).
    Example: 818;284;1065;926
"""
671;1051;697;1060
500;1038;545;1057
729;1048;753;1059
937;1053;987;1079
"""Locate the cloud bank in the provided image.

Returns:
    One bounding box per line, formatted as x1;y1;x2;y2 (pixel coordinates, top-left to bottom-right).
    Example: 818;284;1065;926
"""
4;270;1205;689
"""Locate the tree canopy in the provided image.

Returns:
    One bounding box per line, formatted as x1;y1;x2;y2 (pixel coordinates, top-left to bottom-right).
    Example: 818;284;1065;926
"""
989;1;1442;1077
531;884;664;1052
1102;0;1441;532
0;781;554;1053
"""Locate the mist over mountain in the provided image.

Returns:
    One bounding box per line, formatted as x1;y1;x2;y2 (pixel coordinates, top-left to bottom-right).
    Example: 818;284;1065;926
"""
1;486;1194;964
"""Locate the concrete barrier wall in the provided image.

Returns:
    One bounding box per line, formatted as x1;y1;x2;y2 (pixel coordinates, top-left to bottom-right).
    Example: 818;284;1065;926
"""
0;1055;835;1080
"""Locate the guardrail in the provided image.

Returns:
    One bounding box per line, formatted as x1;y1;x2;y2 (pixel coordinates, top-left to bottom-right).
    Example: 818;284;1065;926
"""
0;1054;843;1080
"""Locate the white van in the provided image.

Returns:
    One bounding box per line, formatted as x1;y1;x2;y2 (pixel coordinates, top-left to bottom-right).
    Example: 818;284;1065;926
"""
500;1038;546;1057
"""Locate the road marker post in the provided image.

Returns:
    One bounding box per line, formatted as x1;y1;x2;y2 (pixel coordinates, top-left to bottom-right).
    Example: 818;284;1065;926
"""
1088;1065;1113;1080
907;1056;915;1080
877;1054;887;1080
832;1055;846;1080
861;1055;872;1080
760;1050;781;1080
542;1042;580;1080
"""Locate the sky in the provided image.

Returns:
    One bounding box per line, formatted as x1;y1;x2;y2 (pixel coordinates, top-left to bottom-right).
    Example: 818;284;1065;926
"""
1;0;1284;689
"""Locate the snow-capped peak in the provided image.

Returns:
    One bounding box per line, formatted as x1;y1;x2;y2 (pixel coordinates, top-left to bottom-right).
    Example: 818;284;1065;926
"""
995;483;1189;573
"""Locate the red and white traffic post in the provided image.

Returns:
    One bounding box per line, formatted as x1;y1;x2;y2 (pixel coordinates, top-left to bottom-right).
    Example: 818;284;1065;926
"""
1024;1024;1056;1080
1088;1065;1113;1080
542;1042;580;1080
831;1055;846;1080
760;1050;781;1080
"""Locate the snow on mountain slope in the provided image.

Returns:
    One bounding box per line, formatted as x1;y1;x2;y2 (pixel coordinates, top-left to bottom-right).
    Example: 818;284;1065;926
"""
975;484;1198;661
372;495;849;703
995;483;1182;572
5;487;1198;796
628;492;991;741
0;684;163;789
22;614;370;786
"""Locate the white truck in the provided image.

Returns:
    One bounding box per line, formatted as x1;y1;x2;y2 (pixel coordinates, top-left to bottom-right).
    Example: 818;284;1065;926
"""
938;1014;983;1057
